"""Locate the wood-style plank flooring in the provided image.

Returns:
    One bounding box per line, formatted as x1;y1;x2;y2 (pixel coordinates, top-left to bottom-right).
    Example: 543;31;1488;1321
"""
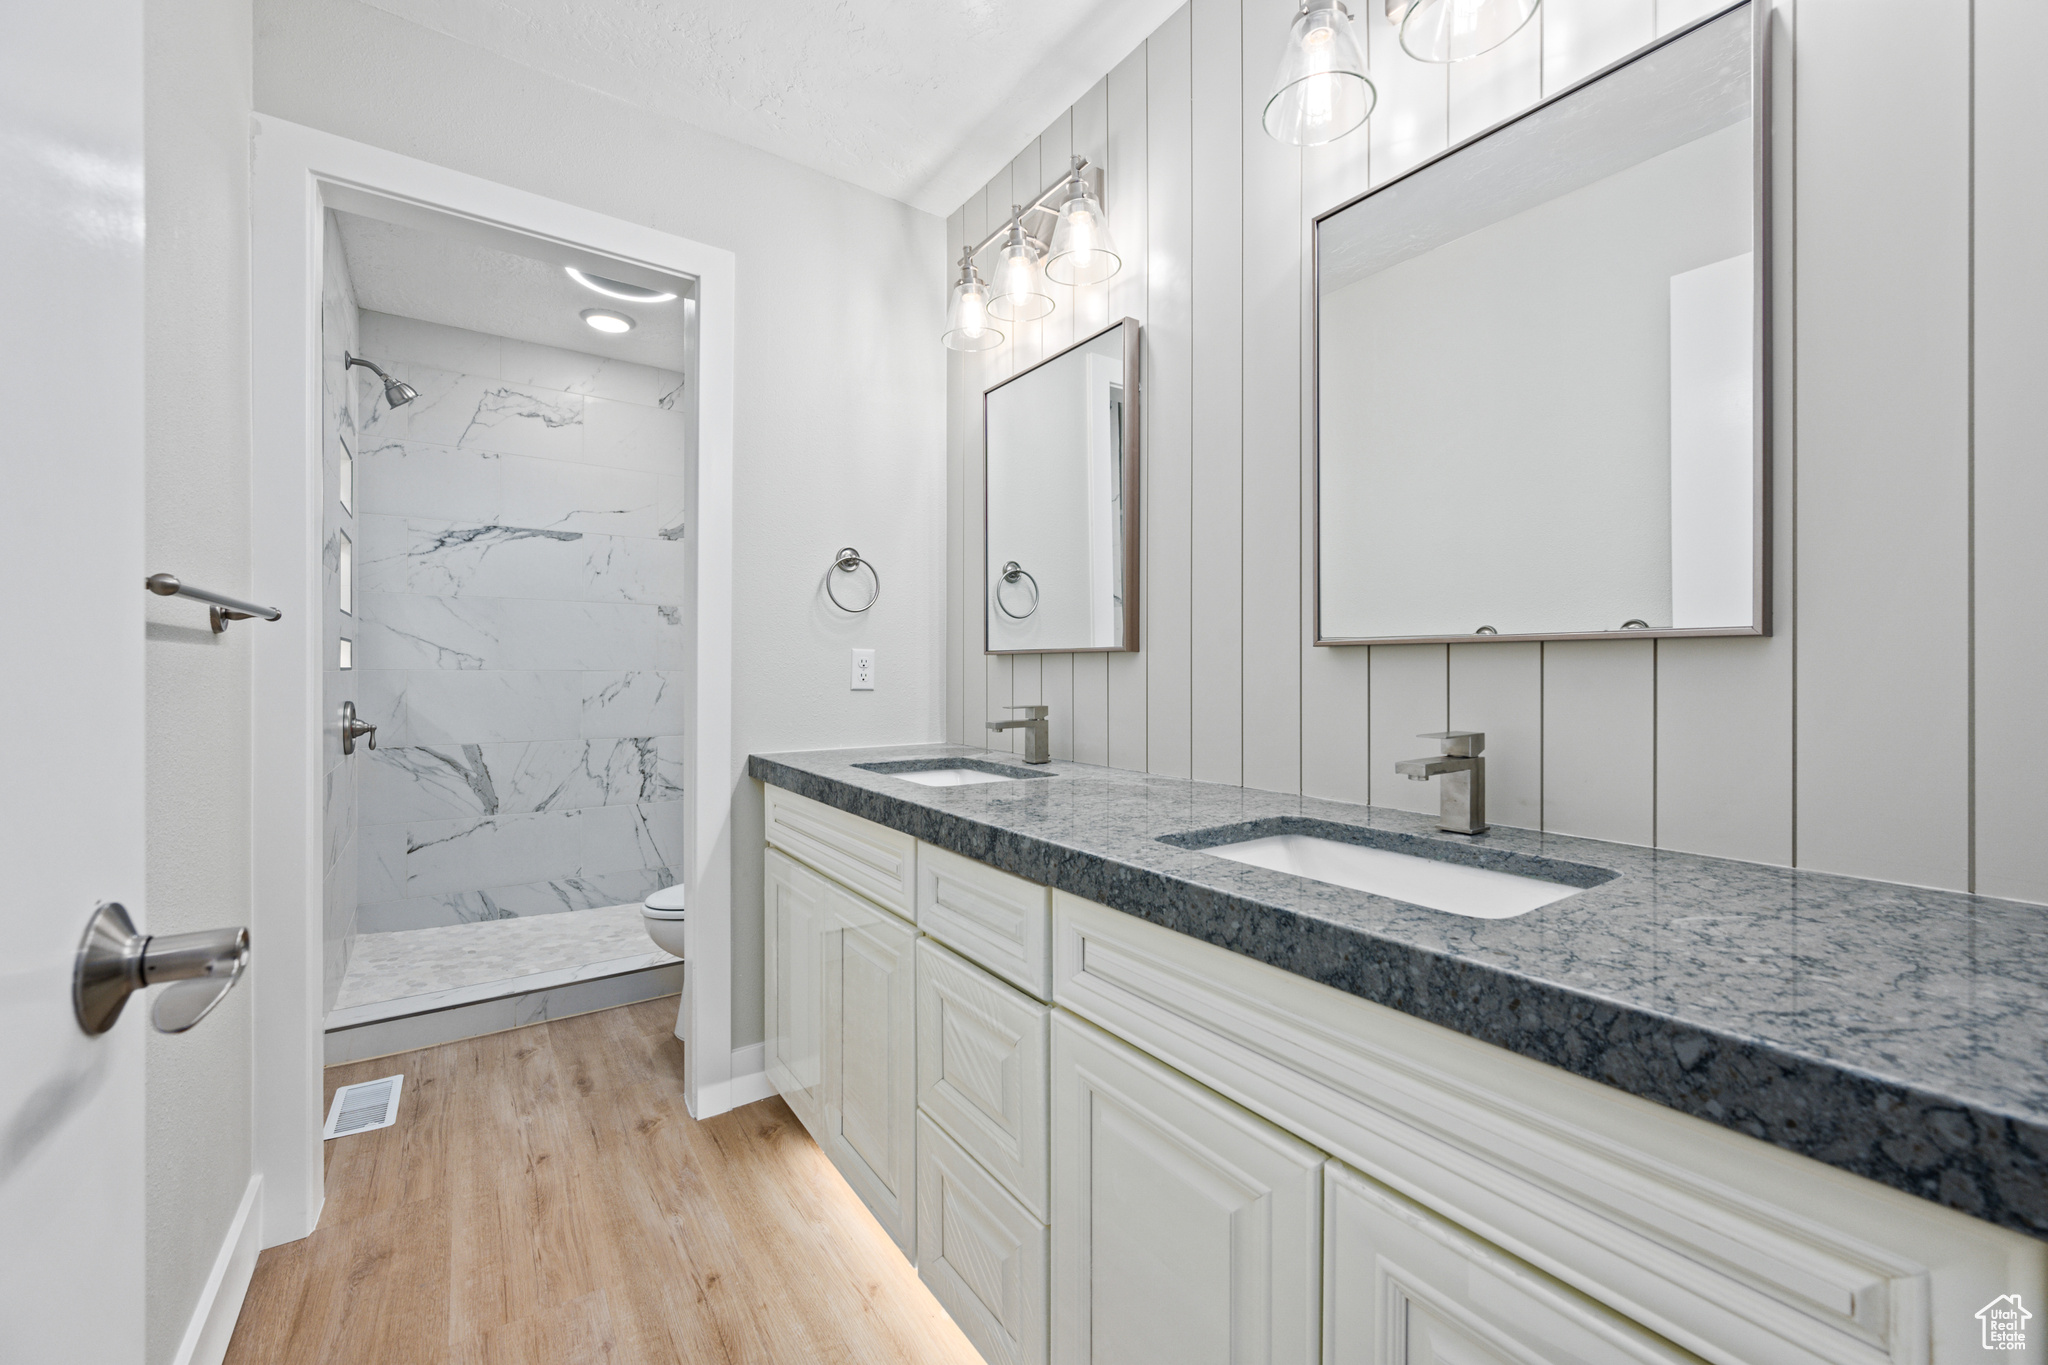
225;999;982;1364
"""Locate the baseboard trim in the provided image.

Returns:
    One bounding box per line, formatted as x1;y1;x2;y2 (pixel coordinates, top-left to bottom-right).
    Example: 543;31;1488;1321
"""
729;1042;775;1107
173;1174;263;1365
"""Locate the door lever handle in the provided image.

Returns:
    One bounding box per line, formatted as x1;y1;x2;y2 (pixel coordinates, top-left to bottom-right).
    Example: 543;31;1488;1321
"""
74;901;251;1036
341;700;378;755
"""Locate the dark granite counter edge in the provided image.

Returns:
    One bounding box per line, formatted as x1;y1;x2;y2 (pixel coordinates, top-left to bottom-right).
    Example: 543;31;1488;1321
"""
749;752;2048;1240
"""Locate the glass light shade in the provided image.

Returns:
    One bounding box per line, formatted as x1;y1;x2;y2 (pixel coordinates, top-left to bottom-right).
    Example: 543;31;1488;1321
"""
1399;0;1540;62
988;240;1055;322
1263;3;1374;146
1044;184;1122;285
944;277;1003;352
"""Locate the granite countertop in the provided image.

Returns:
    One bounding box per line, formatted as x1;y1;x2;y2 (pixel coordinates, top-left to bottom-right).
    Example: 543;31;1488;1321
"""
748;743;2048;1241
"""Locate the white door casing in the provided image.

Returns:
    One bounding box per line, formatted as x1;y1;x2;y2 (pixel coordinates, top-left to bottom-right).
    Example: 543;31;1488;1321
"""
0;0;147;1357
252;116;738;1245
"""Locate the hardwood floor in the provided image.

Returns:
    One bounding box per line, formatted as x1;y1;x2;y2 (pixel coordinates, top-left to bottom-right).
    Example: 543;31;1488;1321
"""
225;999;983;1364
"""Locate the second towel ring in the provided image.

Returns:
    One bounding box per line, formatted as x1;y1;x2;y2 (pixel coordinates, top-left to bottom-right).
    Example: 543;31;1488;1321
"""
994;562;1040;619
827;547;881;613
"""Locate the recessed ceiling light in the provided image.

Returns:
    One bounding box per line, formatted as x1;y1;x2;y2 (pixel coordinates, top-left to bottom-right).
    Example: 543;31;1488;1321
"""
581;309;636;334
565;267;677;303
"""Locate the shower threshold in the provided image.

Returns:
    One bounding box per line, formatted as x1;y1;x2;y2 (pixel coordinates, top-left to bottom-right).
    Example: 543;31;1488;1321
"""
325;904;681;1064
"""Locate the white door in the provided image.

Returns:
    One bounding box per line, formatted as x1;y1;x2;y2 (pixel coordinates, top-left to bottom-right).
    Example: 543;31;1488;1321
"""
0;0;147;1360
820;881;919;1256
1049;1012;1324;1365
1323;1161;1695;1365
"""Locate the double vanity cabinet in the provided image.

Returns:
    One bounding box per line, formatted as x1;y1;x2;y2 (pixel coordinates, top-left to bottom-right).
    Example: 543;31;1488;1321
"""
757;779;2042;1365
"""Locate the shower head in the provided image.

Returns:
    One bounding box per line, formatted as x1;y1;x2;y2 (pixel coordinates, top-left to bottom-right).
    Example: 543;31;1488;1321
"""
344;351;419;408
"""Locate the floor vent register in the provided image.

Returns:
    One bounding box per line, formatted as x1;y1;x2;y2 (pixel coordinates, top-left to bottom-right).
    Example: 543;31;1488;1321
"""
323;1074;404;1139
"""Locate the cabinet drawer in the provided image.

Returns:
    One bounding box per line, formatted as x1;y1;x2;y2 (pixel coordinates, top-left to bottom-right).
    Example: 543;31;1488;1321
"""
1051;892;1947;1365
765;784;916;918
916;841;1051;999
1326;1160;1692;1365
916;937;1050;1219
917;1113;1049;1365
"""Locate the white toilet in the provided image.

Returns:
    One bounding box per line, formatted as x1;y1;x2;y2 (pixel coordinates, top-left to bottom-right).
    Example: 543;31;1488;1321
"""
641;884;686;957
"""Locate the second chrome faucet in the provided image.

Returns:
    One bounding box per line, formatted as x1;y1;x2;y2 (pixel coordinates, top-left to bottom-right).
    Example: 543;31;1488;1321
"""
1395;731;1487;835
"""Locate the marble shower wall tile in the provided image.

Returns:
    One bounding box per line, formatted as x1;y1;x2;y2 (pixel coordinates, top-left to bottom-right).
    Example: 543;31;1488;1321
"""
362;516;685;605
359;361;584;461
354;866;673;933
382;801;683;900
361;737;686;824
352;312;685;934
357;593;685;672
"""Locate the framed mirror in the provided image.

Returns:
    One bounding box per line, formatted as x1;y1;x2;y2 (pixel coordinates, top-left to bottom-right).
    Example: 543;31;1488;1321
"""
985;317;1141;654
1314;1;1766;645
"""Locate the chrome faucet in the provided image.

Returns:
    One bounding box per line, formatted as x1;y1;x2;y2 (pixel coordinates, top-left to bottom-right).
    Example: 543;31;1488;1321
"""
987;705;1051;764
1394;731;1487;835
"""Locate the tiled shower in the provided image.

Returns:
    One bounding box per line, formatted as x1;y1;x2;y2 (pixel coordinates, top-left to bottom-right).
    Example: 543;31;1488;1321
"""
318;214;689;1050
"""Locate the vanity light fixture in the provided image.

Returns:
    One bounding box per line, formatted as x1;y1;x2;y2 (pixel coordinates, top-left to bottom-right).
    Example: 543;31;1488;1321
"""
988;209;1055;323
944;251;1003;352
581;308;636;334
1263;1;1374;145
565;267;678;303
1388;0;1540;63
940;156;1122;349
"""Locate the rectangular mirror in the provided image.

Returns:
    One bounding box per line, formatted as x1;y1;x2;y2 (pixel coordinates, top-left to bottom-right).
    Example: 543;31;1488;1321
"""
985;317;1141;653
1315;2;1765;644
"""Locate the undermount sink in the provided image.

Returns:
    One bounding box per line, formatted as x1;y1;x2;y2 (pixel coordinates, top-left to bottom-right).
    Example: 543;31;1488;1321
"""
1202;833;1584;919
888;767;1030;787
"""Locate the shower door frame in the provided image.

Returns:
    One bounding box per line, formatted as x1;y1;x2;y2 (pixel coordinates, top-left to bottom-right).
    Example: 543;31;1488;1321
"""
250;116;739;1249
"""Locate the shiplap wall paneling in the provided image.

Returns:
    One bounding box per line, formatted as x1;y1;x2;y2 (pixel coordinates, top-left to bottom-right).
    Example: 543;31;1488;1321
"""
1543;640;1656;845
1653;0;1798;868
1239;0;1305;796
1190;0;1246;786
1973;0;2048;903
1070;80;1114;767
958;192;985;749
1447;7;1540;144
1004;143;1046;758
1145;4;1196;780
1366;646;1448;813
947;207;968;748
1035;112;1078;762
1545;0;1657;89
1363;0;1446;182
1447;642;1543;831
1795;0;1970;890
1295;51;1374;806
1104;44;1151;771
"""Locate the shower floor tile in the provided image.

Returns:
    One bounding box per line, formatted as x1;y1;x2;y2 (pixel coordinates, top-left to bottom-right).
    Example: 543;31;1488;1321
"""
331;904;675;1025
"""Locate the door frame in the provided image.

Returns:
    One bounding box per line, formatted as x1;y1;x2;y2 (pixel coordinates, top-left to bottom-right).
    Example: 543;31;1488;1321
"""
250;115;738;1247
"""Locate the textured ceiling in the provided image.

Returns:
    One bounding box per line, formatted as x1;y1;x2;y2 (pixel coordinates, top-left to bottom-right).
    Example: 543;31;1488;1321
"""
358;0;1185;214
333;210;690;368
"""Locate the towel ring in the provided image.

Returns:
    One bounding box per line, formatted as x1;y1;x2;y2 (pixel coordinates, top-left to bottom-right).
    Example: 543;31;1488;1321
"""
994;561;1040;619
827;548;881;613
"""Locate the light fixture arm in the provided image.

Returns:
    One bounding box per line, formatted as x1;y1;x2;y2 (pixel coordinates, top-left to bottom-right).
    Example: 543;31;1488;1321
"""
961;157;1099;266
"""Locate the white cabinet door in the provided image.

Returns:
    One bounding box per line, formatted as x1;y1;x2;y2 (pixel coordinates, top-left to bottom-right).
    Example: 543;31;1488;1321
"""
821;880;921;1256
764;848;826;1134
1324;1161;1696;1365
1050;1011;1324;1365
917;936;1051;1218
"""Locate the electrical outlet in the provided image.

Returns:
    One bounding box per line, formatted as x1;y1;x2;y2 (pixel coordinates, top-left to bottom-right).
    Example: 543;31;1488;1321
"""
851;648;875;691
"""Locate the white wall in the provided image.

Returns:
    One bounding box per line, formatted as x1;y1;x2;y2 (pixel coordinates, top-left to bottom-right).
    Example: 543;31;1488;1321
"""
256;0;950;1046
143;0;257;1355
947;0;2048;902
